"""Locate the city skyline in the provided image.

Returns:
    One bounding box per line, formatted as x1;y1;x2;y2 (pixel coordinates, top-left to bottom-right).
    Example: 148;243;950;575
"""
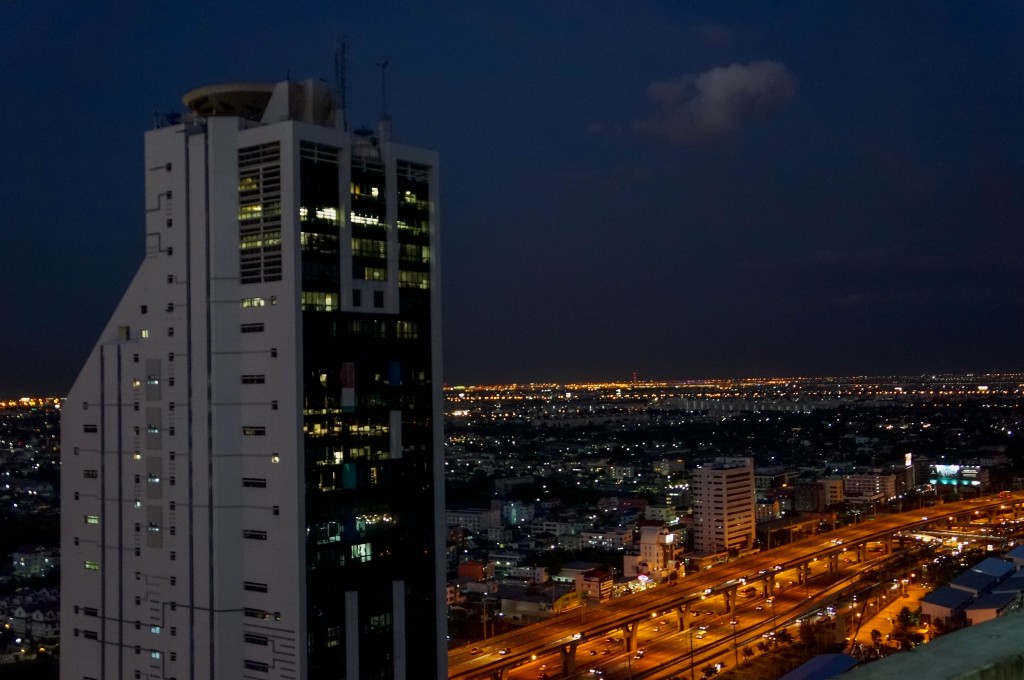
3;2;1023;396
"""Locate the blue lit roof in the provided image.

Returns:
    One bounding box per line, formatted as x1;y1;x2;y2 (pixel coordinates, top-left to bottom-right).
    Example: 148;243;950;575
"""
779;653;858;680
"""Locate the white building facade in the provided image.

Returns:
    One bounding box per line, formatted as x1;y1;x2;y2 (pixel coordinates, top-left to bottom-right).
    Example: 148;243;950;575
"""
60;80;445;680
691;458;756;554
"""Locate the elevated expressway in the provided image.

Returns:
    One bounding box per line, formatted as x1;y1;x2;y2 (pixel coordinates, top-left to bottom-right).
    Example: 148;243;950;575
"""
449;493;1023;679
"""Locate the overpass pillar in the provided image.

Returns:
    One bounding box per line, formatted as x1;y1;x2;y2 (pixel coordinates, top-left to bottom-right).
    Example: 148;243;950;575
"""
621;621;640;652
559;641;579;675
724;589;735;614
857;544;867;562
489;667;508;680
828;554;838;573
766;574;775;597
677;604;688;632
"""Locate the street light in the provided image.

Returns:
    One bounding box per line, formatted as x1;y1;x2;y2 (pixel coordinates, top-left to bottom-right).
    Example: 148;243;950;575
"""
730;618;739;667
686;626;696;680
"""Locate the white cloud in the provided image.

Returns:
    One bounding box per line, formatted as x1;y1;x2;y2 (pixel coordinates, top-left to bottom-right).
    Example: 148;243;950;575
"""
633;61;796;145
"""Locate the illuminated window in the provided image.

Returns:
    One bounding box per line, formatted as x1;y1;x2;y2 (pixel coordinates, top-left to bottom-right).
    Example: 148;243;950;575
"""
315;207;339;223
85;515;99;524
399;243;429;263
84;560;100;571
396;321;418;339
241;297;266;308
351;213;382;226
351;542;372;563
352;238;386;258
357;267;387;281
141;329;149;339
300;232;340;252
398;270;430;289
301;291;338;312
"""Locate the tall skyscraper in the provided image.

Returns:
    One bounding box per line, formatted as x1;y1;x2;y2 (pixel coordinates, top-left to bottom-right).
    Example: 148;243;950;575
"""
691;457;755;555
61;79;445;680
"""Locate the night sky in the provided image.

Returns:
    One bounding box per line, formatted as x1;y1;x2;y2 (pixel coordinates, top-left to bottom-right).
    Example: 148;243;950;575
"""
2;2;1022;396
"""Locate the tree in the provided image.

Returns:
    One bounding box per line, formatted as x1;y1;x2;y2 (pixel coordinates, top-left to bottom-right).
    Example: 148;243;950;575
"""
777;628;793;645
870;629;882;647
896;606;920;630
702;664;718;677
799;622;816;647
742;645;755;660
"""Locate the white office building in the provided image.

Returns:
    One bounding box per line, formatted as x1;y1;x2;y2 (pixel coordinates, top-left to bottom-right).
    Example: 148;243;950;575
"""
61;79;445;680
691;457;756;554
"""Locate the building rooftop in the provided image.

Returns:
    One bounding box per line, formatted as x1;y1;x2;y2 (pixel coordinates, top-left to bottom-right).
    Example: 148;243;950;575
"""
948;569;998;595
182;82;276;120
964;591;1016;612
970;557;1015;580
852;608;1024;680
778;653;858;680
920;585;974;610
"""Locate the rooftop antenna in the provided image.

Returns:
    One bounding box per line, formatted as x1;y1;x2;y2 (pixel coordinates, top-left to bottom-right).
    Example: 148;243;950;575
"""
334;39;348;131
377;58;390;121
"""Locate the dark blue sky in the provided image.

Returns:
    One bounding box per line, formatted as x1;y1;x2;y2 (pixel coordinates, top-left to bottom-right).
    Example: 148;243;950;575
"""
2;2;1022;395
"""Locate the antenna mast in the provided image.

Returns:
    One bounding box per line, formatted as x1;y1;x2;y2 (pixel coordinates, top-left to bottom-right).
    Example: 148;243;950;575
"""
334;39;348;131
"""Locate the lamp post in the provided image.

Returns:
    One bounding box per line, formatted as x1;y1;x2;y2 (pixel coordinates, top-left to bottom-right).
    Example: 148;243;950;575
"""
730;618;739;667
687;626;696;680
768;597;778;648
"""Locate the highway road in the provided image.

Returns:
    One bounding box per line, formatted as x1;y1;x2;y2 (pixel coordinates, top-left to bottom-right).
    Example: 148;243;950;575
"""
449;492;1022;679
